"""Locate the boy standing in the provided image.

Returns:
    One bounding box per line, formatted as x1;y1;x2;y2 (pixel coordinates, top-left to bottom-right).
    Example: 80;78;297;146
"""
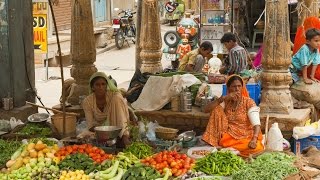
219;32;248;75
291;28;320;84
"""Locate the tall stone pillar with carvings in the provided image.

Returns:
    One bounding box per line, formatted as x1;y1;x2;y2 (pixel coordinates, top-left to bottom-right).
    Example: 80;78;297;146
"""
68;0;97;105
260;0;310;138
259;0;293;114
139;0;163;74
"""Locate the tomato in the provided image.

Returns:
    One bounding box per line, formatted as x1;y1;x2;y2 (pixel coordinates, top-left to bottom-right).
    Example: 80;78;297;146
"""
171;168;178;174
184;164;190;170
181;168;187;174
181;154;187;159
174;154;181;159
170;161;177;168
174;169;183;177
155;157;162;163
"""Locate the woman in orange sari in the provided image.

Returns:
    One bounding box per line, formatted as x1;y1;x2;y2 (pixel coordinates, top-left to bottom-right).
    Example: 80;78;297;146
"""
202;75;264;157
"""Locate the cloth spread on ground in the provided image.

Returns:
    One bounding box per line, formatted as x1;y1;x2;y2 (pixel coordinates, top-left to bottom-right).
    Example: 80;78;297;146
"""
82;92;129;137
132;74;201;111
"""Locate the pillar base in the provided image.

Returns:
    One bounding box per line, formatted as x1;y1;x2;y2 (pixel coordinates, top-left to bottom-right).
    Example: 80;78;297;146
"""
0;104;38;122
260;108;311;140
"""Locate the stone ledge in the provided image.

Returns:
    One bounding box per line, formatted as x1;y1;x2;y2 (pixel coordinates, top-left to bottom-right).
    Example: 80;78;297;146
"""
260;108;311;139
135;107;210;135
0;104;38;121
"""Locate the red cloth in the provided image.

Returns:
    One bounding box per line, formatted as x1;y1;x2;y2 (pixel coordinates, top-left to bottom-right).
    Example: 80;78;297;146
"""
293;17;320;80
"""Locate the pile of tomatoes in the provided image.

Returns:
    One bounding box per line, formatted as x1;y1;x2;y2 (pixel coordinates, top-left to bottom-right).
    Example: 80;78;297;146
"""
141;150;195;177
54;144;113;163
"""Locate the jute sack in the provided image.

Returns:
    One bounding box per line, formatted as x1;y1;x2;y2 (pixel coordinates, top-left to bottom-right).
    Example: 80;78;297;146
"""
290;80;320;109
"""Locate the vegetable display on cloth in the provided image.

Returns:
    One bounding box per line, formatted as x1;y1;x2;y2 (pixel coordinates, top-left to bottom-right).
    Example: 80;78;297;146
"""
232;152;299;180
141;150;195;177
0;139;22;168
194;151;245;176
123;142;153;159
55;144;112;163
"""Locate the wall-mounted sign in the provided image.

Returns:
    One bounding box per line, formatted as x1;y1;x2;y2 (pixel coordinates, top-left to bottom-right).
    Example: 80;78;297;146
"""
33;2;48;53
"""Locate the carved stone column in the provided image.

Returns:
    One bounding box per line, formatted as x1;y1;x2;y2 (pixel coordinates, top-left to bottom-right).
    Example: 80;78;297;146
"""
260;0;311;139
297;0;319;27
68;0;97;105
260;0;293;114
139;0;163;74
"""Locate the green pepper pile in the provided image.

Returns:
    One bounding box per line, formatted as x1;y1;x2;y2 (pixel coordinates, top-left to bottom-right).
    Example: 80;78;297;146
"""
124;142;153;159
194;151;245;176
232;152;298;180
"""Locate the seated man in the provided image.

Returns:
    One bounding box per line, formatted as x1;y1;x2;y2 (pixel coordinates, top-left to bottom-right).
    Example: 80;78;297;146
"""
178;41;213;73
219;32;248;75
202;75;264;157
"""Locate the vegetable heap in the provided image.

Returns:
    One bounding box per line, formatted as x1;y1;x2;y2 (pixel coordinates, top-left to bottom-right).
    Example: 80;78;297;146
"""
121;164;163;180
55;144;113;163
17;123;51;137
141;150;195;177
232;152;299;180
194;151;245;176
124;142;154;159
0;140;22;167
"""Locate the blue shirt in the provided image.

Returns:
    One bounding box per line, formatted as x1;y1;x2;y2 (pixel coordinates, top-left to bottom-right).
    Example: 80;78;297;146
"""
292;44;320;71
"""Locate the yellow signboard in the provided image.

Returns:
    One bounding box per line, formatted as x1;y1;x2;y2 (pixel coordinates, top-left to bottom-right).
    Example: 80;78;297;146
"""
33;2;48;53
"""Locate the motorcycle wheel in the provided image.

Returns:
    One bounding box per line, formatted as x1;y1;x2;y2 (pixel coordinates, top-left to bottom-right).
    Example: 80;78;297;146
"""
164;30;180;48
115;28;125;49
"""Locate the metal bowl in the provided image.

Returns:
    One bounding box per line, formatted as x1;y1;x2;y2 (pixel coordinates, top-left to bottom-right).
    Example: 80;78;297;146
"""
177;131;196;142
94;126;122;143
28;113;50;123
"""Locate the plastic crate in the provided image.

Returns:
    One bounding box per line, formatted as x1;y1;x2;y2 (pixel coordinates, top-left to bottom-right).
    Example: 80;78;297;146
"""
222;83;261;105
292;135;320;155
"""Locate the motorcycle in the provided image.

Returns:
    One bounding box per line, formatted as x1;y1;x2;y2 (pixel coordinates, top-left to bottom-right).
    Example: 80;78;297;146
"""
112;8;136;49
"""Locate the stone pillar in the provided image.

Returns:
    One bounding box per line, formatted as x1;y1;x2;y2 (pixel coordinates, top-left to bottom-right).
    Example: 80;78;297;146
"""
260;0;293;114
139;0;163;74
297;0;319;27
67;0;97;105
259;0;311;139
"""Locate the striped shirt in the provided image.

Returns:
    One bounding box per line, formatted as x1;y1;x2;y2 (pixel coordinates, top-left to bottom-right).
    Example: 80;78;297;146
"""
225;45;248;75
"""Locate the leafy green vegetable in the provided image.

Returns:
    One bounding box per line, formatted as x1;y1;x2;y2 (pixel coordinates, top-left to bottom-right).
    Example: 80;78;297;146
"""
0;139;22;167
232;152;299;180
17;123;51;137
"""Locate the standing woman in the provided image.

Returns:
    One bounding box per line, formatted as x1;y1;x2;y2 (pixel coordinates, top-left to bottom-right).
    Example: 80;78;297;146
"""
202;75;264;157
82;72;130;146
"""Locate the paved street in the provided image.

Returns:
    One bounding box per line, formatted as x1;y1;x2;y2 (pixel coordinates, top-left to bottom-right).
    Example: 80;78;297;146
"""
35;24;175;111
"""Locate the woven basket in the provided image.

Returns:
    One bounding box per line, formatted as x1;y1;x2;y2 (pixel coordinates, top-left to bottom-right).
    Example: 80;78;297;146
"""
155;127;179;140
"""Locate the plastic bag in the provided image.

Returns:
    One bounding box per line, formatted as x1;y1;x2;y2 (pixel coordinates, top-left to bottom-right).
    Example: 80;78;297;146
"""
266;123;284;151
76;119;88;135
9;117;24;130
293;125;317;140
146;121;159;141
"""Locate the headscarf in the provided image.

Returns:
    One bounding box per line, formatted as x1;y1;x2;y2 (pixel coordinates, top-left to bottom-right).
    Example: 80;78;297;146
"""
226;74;249;97
89;72;118;93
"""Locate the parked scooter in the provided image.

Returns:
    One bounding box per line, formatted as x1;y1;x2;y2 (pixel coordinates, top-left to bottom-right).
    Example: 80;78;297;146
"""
112;8;136;49
164;0;185;26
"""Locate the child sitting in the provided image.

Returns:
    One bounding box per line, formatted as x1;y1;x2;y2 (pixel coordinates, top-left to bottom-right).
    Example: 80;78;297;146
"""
291;28;320;84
